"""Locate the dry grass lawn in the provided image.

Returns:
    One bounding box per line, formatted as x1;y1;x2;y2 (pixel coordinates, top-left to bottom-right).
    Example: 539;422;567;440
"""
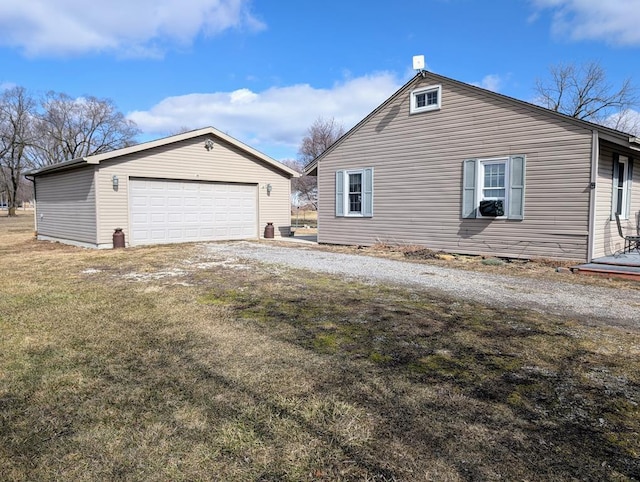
1;214;639;481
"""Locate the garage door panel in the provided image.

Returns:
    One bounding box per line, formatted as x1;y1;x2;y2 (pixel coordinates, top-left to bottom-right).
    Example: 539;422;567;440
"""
131;229;149;241
184;197;198;207
151;230;167;240
131;195;149;207
131;212;148;223
130;179;257;246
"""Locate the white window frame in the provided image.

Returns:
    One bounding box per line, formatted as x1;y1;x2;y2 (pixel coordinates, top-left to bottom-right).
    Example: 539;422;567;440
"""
335;168;373;218
462;155;525;220
410;84;441;114
477;157;509;218
346;170;363;216
614;155;630;219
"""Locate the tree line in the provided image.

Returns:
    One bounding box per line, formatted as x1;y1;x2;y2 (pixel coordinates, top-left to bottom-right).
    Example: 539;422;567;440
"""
0;87;139;215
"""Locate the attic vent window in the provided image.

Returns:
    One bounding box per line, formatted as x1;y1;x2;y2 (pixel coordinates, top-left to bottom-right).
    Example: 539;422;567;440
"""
410;84;441;114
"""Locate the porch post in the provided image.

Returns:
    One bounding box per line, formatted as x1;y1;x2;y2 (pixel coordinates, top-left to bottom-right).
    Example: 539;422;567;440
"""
587;130;599;263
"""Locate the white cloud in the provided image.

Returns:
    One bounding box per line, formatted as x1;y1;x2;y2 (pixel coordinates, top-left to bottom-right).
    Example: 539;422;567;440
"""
604;109;640;136
471;74;503;92
0;0;265;57
530;0;640;46
128;72;402;158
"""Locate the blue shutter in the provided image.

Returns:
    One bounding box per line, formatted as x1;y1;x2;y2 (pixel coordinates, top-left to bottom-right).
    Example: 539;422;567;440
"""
336;170;344;217
362;167;373;217
462;159;477;218
611;154;620;221
508;155;526;220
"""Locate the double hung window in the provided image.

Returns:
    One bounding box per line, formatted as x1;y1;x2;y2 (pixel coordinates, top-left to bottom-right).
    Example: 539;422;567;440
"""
481;160;506;205
348;172;362;213
611;154;634;220
335;168;373;217
462;155;526;220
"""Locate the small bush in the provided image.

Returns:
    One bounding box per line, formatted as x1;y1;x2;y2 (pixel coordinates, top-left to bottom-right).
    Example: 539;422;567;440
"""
481;257;506;266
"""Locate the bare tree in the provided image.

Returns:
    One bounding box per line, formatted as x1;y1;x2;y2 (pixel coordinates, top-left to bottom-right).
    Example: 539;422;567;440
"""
297;116;345;165
32;92;140;166
535;61;639;133
282;158;318;210
0;87;37;216
292;117;345;210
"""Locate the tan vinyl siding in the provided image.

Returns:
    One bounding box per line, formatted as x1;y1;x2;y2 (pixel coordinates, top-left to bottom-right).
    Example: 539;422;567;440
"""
95;135;291;245
318;75;594;261
593;141;640;258
35;167;97;244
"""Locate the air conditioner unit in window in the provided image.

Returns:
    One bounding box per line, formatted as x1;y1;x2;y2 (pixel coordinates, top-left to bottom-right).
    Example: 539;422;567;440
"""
479;200;504;217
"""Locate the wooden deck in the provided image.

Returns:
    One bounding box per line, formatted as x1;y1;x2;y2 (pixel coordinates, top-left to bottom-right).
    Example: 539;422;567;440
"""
572;252;640;281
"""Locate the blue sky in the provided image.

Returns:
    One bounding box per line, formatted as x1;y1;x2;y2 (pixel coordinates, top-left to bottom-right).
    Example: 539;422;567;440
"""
1;0;639;160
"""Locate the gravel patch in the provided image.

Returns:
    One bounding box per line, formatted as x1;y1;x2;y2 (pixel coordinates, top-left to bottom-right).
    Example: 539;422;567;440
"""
202;241;640;328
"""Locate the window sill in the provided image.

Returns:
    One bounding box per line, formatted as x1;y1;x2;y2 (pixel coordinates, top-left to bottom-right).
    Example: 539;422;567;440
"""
410;106;441;115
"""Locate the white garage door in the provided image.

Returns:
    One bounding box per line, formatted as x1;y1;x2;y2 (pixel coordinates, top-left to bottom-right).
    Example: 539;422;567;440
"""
129;179;257;246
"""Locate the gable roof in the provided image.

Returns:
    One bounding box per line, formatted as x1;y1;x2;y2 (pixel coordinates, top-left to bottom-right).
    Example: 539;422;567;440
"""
27;126;299;178
304;71;640;175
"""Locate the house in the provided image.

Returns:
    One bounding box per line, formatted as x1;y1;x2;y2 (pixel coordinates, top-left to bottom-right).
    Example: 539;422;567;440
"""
27;127;298;248
305;71;640;262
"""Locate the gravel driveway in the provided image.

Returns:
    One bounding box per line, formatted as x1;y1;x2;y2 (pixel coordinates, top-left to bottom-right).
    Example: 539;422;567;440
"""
202;241;640;329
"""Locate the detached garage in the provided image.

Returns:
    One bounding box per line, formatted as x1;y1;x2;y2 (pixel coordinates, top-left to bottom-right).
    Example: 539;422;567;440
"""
28;127;298;248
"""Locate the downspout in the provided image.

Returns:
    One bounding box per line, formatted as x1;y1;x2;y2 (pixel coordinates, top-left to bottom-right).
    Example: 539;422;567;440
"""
587;130;599;263
25;175;37;235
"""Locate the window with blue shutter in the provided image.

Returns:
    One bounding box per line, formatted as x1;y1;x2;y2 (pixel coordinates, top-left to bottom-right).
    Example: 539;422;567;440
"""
508;155;526;220
462;159;477;218
461;155;526;220
335;170;344;217
335;168;374;217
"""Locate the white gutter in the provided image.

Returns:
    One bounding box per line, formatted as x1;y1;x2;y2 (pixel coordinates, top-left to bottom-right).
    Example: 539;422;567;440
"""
587;130;599;263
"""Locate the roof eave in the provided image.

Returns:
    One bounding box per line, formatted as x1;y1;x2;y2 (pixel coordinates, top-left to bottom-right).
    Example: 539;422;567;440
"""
28;126;300;178
26;157;89;176
303;159;318;176
306;74;423;171
87;126;299;178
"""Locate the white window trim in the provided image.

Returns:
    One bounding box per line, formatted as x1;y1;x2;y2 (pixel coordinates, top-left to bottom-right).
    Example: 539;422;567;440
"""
410;84;441;114
345;169;364;217
335;168;373;218
476;157;509;219
615;155;630;219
